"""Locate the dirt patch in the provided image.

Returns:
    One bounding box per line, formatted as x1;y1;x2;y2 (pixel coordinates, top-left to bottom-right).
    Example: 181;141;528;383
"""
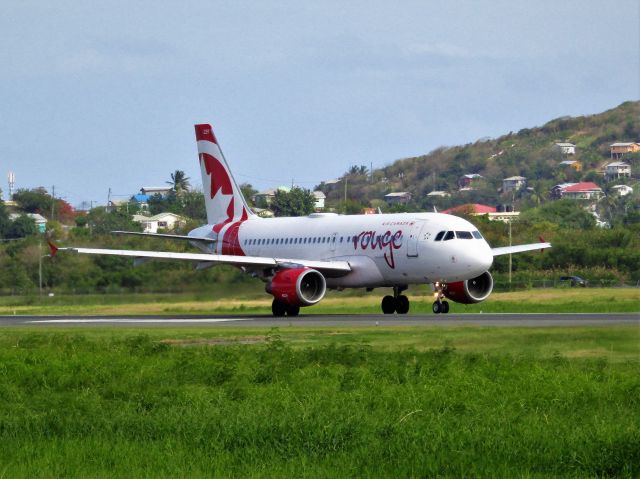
564;348;610;358
161;336;266;347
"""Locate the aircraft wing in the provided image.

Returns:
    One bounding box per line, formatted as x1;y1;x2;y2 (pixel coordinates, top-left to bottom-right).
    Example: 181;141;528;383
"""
54;246;352;274
491;242;551;256
112;231;216;244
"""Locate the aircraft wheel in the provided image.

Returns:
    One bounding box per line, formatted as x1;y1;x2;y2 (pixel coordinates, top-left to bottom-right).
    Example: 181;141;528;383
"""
272;299;287;317
396;295;410;314
441;301;450;314
432;301;442;314
286;305;300;317
381;295;396;314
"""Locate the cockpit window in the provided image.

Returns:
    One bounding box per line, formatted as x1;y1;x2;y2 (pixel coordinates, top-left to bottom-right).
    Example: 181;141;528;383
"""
472;231;483;239
443;231;455;241
434;231;445;241
456;231;473;239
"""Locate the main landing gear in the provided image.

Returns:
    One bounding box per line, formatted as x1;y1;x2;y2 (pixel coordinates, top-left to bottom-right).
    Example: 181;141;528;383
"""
272;299;300;317
432;282;450;314
381;286;410;314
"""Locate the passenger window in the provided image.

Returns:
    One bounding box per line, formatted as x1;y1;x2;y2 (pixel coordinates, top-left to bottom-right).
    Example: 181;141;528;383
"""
472;231;483;239
456;231;473;239
443;231;455;241
434;231;445;241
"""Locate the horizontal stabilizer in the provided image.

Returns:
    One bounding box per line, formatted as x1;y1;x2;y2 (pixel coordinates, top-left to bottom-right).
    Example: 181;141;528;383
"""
112;231;216;243
491;242;552;256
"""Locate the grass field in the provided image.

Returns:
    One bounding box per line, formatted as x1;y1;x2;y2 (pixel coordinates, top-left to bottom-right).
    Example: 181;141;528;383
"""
0;326;638;477
0;287;638;316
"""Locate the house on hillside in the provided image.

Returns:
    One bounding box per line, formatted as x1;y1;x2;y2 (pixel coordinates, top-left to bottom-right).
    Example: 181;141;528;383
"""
442;204;496;215
458;174;483;189
604;162;631;180
9;213;48;233
384;192;412;205
133;212;185;233
559;160;582;172
426;190;450;198
251;186;290;207
610;142;640;159
140;186;172;197
441;203;519;223
130;193;150;210
553;142;576;155
552;182;603;200
502;176;526;193
611;185;633;197
312;191;326;210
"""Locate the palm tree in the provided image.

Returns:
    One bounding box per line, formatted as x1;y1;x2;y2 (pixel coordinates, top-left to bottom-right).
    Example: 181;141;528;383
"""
167;170;190;195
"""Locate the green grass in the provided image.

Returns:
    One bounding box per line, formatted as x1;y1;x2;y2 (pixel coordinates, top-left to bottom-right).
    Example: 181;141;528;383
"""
0;287;638;316
0;326;638;477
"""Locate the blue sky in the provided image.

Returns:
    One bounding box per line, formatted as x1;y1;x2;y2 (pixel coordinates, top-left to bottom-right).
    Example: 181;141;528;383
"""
1;1;638;207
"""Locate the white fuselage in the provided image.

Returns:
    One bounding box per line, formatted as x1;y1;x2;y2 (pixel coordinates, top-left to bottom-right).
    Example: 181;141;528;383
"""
189;212;494;289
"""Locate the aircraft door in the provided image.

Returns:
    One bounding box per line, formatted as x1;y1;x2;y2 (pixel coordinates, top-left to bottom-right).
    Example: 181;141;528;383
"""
407;220;426;257
330;232;338;252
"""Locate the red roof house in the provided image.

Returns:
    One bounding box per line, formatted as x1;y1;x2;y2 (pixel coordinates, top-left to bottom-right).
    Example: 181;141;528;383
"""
557;182;603;200
442;204;497;215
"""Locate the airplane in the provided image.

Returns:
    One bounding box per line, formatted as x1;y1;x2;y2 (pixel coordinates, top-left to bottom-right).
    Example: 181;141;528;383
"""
51;123;551;316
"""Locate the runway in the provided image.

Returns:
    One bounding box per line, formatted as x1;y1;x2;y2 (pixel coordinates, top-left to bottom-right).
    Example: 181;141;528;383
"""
0;312;637;328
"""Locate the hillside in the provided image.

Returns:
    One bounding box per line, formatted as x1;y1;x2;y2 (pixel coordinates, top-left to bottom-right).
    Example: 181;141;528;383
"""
318;101;640;212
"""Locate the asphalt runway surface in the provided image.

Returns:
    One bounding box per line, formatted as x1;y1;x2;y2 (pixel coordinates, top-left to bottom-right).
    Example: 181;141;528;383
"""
0;313;637;328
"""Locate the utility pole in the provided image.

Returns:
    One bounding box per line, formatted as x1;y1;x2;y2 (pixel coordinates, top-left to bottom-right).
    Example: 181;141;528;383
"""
107;188;112;212
343;177;348;214
508;219;512;287
50;185;56;220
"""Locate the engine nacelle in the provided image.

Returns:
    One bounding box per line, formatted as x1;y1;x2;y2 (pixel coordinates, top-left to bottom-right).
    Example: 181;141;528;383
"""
266;267;327;306
444;271;494;304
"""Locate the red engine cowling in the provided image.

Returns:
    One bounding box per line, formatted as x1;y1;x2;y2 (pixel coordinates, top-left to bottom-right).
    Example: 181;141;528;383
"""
444;271;494;304
266;268;327;306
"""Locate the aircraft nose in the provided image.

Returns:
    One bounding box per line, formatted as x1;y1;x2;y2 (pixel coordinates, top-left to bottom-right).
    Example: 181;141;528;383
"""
458;241;493;274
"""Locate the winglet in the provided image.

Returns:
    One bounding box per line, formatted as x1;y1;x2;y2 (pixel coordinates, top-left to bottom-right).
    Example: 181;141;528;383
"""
47;240;59;257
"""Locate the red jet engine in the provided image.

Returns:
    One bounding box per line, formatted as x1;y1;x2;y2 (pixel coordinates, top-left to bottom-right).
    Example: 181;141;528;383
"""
444;271;494;304
266;267;327;307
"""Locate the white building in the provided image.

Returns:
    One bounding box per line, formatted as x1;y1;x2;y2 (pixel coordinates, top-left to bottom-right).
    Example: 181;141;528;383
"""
133;212;185;233
312;191;326;209
140;186;173;197
502;176;526;193
604;162;631;180
426;190;450;198
554;142;576;155
611;185;633;197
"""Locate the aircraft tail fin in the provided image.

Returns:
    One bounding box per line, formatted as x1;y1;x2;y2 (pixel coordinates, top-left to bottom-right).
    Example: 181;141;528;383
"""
194;124;255;227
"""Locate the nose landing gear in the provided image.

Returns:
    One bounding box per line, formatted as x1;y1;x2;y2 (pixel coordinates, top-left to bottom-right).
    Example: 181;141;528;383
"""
380;285;410;314
432;282;450;314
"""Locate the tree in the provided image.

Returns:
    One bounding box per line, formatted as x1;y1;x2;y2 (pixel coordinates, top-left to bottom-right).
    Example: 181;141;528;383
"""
87;207;142;235
520;199;596;229
55;199;76;224
240;183;258;206
271;188;315;217
6;214;37;239
12;188;54;215
0;200;10;237
166;170;190;195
